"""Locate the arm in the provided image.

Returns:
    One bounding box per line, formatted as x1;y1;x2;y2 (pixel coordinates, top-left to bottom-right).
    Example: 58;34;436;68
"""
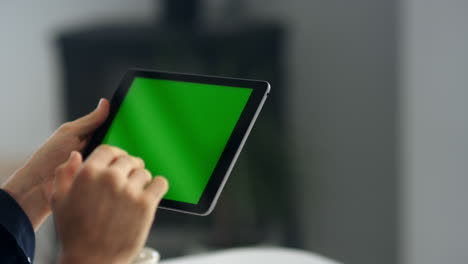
0;189;35;264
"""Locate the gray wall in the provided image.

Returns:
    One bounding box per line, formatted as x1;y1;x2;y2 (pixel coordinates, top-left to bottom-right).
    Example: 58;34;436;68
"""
401;0;468;263
0;1;155;157
0;2;155;263
3;1;468;264
248;1;398;263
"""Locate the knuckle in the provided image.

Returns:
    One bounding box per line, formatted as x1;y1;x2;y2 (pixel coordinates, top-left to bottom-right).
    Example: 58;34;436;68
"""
143;169;152;181
102;167;121;180
134;157;145;168
100;144;126;156
133;168;151;183
80;163;98;178
123;187;138;200
132;168;144;176
100;168;123;190
119;155;133;164
97;144;114;154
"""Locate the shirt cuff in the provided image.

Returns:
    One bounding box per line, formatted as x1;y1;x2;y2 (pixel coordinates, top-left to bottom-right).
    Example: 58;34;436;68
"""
0;189;35;262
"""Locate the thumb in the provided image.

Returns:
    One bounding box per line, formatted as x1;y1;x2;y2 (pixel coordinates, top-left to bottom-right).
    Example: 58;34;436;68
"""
52;151;82;206
71;98;110;136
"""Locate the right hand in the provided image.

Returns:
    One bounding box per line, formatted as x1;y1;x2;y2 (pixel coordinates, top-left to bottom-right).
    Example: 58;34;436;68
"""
52;145;168;264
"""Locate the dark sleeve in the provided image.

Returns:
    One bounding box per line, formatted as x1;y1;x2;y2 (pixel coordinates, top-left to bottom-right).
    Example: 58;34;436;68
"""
0;189;35;264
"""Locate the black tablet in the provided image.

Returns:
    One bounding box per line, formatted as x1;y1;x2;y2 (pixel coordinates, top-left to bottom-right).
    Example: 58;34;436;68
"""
83;69;270;215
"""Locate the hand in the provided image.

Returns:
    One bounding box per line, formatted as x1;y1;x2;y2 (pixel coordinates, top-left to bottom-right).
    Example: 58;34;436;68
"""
52;145;168;264
1;99;110;230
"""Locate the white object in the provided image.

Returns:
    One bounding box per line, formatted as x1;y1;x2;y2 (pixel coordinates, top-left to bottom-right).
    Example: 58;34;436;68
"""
131;247;160;264
160;247;340;264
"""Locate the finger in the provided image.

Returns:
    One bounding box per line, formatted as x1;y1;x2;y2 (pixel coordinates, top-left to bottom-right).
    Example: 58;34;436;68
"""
54;151;82;194
144;176;169;202
128;169;152;190
109;155;144;177
52;151;82;205
86;145;127;169
70;98;110;136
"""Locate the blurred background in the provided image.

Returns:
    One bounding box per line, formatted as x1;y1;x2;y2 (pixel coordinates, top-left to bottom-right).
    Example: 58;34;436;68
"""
0;0;467;263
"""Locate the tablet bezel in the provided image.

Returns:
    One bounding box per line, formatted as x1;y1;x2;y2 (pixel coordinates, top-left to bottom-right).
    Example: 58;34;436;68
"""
83;69;270;215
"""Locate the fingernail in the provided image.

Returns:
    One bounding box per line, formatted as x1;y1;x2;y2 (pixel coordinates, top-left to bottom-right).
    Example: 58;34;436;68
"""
96;98;104;109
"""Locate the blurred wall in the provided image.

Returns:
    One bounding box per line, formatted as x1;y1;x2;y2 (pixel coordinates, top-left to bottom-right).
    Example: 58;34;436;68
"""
247;0;398;263
0;2;155;263
401;0;468;263
1;1;467;264
0;1;155;157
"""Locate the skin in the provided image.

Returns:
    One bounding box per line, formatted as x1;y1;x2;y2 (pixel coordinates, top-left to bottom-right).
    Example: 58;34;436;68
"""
1;98;168;263
53;146;168;264
2;98;110;230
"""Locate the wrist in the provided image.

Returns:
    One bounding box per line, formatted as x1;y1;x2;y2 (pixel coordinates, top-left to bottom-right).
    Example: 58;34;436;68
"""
17;187;51;231
2;167;29;199
3;180;51;231
2;167;52;231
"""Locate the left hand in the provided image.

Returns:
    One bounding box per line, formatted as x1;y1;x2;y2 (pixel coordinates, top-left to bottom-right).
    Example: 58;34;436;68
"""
1;98;110;230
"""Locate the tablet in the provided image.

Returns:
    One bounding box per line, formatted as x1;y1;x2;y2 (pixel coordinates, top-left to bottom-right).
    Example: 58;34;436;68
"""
83;69;270;215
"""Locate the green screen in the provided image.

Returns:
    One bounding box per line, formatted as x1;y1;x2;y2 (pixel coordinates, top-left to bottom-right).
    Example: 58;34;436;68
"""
102;77;252;204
